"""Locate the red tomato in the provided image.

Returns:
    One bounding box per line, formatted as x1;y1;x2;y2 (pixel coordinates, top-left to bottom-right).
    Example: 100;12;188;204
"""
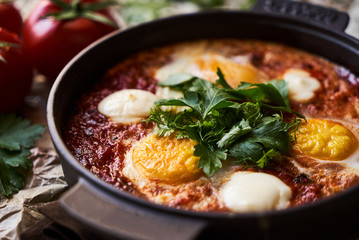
23;0;118;81
0;1;23;35
0;28;33;112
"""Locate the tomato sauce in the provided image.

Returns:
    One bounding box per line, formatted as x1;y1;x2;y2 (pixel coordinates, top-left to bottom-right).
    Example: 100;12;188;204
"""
65;39;359;211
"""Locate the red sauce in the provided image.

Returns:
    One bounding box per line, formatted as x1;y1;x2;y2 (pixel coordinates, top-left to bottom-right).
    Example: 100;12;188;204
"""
66;54;161;194
65;39;359;211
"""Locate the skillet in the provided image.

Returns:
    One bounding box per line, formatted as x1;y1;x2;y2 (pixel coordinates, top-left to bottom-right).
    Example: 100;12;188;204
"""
47;0;359;239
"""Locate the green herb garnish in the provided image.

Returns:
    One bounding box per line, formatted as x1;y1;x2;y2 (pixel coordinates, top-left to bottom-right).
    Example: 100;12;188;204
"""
0;114;45;197
147;68;305;176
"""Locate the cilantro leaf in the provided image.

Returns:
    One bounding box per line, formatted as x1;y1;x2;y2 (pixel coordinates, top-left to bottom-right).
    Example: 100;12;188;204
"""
156;92;203;117
195;143;227;176
256;149;280;168
229;140;264;164
0;114;45;197
157;78;233;120
253;80;290;107
250;118;289;154
0;114;46;151
0;154;28;197
149;69;305;176
224;80;290;107
189;77;216;92
229;117;289;166
215;68;233;90
269;79;289;107
147;107;193;137
158;73;195;87
229;82;266;101
261;103;305;119
202;86;233;119
217;119;251;148
0;148;32;169
0;162;22;197
237;102;262;126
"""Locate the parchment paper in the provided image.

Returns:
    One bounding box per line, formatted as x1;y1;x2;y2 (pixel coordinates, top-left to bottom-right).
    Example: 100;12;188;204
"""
0;148;68;240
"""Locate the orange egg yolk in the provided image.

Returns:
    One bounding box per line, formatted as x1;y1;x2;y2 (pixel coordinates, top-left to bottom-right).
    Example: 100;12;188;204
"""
196;54;263;88
132;135;202;184
294;119;358;160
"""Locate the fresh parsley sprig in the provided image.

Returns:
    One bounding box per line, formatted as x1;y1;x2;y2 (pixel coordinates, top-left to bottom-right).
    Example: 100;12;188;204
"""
147;68;305;176
0;114;45;197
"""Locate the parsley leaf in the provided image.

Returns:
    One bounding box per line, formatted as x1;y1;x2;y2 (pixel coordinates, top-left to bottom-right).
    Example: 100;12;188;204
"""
0;114;45;197
215;68;233;90
158;73;195;87
0;114;45;151
201;83;233;119
270;79;290;107
148;68;305;176
217;119;251;149
195;143;227;176
256;149;280;168
238;102;262;126
250;117;289;153
253;80;290;107
229;140;264;165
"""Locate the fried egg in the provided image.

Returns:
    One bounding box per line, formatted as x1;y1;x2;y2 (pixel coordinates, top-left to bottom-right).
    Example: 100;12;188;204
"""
282;69;321;102
119;96;359;212
295;119;358;161
98;89;159;123
124;134;202;184
99;75;359;212
95;41;359;213
99;41;270;125
123;133;293;212
98;87;183;124
219;171;292;212
294;118;359;172
155;41;268;88
122;133;222;210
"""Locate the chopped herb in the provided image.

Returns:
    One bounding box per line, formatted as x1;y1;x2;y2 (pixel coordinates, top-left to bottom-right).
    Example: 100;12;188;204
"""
147;68;305;176
0;114;45;197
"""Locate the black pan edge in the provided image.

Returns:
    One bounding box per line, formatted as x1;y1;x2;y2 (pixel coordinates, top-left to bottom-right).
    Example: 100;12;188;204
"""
48;10;359;224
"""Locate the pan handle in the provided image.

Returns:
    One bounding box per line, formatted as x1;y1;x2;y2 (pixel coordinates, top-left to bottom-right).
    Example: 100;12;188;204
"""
59;179;207;240
252;0;350;31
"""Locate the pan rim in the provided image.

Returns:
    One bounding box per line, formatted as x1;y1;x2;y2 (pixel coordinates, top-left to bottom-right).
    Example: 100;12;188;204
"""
47;10;359;221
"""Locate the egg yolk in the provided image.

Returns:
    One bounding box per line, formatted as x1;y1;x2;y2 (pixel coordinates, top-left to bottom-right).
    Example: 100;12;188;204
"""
295;119;358;160
196;54;262;88
132;135;202;184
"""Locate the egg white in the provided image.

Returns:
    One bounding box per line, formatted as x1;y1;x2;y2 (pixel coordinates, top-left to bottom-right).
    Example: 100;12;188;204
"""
154;41;267;87
219;171;292;212
97;41;359;213
100;89;359;212
282;69;321;102
122;133;224;210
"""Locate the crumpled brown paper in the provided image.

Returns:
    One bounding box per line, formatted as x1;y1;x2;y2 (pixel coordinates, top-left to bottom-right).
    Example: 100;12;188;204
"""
0;148;68;240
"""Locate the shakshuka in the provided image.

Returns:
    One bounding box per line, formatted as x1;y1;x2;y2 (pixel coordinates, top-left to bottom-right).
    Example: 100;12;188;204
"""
65;39;359;213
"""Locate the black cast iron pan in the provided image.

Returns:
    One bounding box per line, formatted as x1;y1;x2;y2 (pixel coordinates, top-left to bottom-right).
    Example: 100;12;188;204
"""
47;0;359;239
